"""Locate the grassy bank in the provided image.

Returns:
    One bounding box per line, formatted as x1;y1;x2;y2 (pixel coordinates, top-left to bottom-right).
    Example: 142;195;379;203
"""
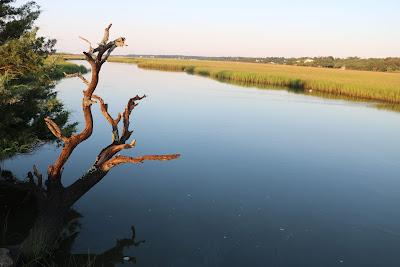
104;57;400;104
47;55;88;79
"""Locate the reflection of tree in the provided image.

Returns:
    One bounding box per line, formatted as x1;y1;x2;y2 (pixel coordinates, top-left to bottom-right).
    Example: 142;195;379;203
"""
1;25;179;265
58;225;146;266
0;171;144;266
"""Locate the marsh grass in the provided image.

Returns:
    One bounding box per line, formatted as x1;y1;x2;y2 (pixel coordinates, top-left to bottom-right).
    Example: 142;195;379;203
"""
103;57;400;104
46;56;88;79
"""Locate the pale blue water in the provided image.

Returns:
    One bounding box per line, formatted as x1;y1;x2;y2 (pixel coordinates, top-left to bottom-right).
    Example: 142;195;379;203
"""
3;61;400;266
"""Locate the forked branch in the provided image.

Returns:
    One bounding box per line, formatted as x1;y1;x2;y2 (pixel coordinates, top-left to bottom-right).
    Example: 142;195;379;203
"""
46;25;125;181
91;93;179;173
121;95;146;143
92;94;121;142
93;95;146;169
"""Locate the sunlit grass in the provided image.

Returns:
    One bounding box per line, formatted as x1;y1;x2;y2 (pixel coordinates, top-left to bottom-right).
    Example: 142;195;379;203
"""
105;57;400;103
46;55;87;79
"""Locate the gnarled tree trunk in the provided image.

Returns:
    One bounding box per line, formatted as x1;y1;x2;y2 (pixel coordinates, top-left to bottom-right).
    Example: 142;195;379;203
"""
4;24;179;264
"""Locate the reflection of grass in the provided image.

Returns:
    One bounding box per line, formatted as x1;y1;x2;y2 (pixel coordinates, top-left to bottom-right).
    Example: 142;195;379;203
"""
375;103;400;113
208;74;400;111
104;57;400;104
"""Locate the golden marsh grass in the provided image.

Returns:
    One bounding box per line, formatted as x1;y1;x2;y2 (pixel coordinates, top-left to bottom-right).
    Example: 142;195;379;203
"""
63;55;400;104
109;57;400;104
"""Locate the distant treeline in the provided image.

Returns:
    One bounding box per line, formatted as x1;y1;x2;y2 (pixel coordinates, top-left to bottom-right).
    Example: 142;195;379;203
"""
126;55;400;73
278;57;400;72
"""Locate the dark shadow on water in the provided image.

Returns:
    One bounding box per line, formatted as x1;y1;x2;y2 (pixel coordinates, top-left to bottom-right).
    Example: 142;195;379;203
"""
0;169;144;266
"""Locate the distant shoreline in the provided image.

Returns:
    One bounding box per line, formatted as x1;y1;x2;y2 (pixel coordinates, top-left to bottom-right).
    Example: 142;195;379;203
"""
62;54;400;107
60;53;400;73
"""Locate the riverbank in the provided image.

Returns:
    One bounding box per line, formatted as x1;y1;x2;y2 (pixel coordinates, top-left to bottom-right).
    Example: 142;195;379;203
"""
63;55;400;104
47;56;88;79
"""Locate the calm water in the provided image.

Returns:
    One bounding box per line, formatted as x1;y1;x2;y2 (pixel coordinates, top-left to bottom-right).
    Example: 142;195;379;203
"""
3;61;400;266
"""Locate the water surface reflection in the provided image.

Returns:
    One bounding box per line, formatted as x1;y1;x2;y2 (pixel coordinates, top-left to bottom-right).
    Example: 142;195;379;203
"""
3;61;400;266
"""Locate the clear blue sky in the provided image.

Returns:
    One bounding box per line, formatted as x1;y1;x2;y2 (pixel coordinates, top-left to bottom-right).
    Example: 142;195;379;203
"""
22;0;400;57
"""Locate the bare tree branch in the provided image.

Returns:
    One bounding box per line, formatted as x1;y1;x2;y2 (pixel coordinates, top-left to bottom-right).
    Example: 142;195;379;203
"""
47;93;96;181
94;41;115;63
95;139;137;168
91;94;151;171
114;37;127;47
44;117;68;143
79;36;94;54
83;51;95;66
100;37;127;64
101;44;117;63
63;72;89;85
101;154;180;172
92;94;121;142
120;95;146;143
47;24;129;182
100;23;112;45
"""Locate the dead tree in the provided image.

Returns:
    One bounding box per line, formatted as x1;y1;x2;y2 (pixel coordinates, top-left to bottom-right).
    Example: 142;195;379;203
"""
6;24;179;261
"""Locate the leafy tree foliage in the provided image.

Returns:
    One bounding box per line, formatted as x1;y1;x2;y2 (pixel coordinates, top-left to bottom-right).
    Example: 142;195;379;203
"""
0;0;40;44
0;1;78;158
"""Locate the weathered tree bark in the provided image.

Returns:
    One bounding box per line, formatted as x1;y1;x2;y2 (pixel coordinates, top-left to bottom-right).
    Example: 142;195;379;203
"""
5;24;179;264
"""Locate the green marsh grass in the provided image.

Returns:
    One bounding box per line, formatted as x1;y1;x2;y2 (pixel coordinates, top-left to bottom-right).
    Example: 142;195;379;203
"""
46;55;88;79
105;57;400;104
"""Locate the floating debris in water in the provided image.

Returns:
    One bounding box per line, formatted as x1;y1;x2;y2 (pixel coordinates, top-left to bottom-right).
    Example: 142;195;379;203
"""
123;256;131;261
279;228;285;231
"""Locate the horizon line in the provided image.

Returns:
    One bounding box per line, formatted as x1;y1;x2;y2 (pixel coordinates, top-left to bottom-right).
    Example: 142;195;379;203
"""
58;52;400;60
